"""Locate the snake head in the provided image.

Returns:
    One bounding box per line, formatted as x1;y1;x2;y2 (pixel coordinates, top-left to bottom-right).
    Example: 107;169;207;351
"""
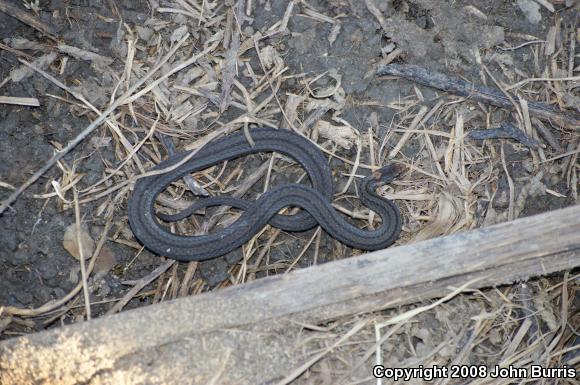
372;163;405;184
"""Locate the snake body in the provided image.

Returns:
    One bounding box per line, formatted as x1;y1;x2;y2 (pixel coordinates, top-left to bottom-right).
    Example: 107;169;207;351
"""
128;128;402;261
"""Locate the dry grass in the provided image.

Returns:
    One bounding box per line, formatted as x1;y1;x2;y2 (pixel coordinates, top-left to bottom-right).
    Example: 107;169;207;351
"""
289;274;579;385
0;0;578;382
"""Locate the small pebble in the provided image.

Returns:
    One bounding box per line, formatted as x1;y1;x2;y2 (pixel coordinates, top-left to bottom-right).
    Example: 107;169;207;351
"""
38;260;58;280
12;249;31;265
3;232;18;251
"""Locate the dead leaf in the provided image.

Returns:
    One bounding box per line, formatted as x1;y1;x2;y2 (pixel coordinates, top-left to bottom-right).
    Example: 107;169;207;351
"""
94;244;117;276
328;22;341;45
314;120;357;149
261;45;279;69
63;224;94;261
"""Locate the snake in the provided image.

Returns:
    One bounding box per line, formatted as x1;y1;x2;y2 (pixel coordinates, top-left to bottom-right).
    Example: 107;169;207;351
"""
128;128;402;262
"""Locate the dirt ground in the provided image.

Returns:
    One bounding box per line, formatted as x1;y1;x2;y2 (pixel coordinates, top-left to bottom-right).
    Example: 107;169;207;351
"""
0;0;578;383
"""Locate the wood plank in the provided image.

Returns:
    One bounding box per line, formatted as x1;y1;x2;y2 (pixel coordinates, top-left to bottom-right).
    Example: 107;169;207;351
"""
1;205;579;385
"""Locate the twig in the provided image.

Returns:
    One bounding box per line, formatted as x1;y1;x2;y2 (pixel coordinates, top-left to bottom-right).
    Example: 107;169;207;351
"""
0;42;34;60
532;117;561;151
284;227;321;273
73;189;91;320
179;262;198;297
0;96;39;106
497;40;545;52
505;75;580;91
568;30;575;79
0;0;57;39
469;122;540;149
541;147;580;163
377;64;580;130
500;144;515;221
106;259;175;315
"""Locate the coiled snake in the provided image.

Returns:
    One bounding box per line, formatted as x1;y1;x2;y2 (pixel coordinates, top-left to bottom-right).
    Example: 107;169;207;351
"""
128;128;402;261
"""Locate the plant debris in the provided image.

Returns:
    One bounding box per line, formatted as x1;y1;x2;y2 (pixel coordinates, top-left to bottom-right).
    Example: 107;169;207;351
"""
0;0;578;382
469;122;540;149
